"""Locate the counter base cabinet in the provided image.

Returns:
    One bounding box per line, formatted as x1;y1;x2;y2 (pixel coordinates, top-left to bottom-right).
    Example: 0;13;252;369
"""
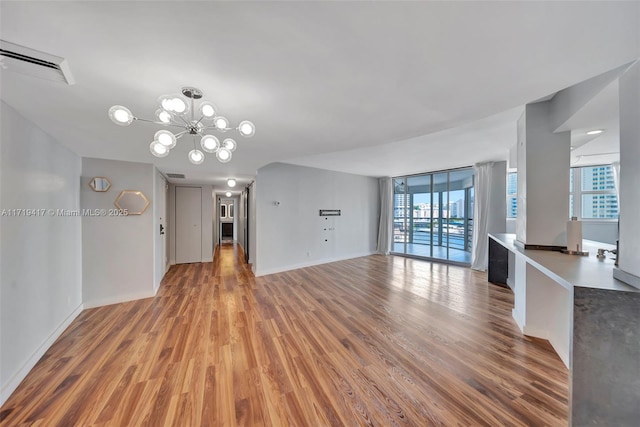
488;238;509;287
572;287;640;427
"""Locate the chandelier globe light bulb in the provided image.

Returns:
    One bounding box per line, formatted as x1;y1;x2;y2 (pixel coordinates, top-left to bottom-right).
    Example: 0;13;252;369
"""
214;116;229;130
201;135;220;153
188;149;205;165
199;102;216;118
238;120;255;137
150;141;169;157
154;130;177;149
216;148;232;163
108;105;134;126
223;138;237;152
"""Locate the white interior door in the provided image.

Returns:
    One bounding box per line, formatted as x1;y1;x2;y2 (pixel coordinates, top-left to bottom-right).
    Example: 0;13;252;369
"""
176;186;202;264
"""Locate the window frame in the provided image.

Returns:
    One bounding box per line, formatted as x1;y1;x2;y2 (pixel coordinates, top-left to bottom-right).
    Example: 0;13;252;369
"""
570;165;618;222
508;164;618;222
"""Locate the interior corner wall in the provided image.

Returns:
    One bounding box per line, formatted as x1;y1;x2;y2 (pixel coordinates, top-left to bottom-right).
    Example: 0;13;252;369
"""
202;185;214;261
237;191;247;252
0;101;83;405
212;192;219;251
249;181;257;269
488;161;507;235
81;158;155;308
254;163;379;276
168;184;214;264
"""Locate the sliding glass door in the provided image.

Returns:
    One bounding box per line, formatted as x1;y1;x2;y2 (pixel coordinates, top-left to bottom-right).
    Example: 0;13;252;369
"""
392;168;474;264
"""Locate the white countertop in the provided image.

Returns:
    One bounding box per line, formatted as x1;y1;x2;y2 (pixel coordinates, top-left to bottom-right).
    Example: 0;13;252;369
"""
489;233;637;292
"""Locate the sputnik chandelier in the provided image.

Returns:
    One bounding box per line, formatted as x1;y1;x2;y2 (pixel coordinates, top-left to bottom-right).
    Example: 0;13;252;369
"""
108;87;255;165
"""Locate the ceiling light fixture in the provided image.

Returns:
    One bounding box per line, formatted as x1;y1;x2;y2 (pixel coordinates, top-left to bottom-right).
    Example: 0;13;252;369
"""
227;178;236;187
108;86;255;165
586;129;604;135
226;191;232;197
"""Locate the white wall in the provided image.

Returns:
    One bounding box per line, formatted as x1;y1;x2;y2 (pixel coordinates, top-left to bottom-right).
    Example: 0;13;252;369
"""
168;184;214;264
255;163;379;276
1;102;83;405
517;102;571;246
212;191;219;250
583;222;618;245
249;181;257;267
153;170;168;291
81;158;155;308
616;61;640;283
237;190;247;252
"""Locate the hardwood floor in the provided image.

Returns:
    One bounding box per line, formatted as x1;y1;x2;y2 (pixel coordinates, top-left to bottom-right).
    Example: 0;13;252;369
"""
0;244;568;426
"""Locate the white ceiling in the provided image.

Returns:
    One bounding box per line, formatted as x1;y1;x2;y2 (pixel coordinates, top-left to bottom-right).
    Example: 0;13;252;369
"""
1;1;638;189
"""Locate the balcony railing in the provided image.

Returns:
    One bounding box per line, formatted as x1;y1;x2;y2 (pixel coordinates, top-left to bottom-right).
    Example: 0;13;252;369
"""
393;217;473;252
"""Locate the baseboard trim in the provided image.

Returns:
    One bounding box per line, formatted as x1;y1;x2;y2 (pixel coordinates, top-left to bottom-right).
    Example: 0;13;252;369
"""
512;307;525;333
83;290;157;309
255;252;376;277
613;267;640;290
1;303;84;406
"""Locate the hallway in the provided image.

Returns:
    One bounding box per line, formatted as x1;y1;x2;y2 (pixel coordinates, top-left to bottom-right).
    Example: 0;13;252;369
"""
1;244;567;426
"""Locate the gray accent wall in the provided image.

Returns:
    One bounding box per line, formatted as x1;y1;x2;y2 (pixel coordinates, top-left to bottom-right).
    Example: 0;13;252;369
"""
254;163;379;276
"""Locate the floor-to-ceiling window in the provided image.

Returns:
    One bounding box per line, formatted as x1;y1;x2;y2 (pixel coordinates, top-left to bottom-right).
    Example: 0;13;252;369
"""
392;168;474;264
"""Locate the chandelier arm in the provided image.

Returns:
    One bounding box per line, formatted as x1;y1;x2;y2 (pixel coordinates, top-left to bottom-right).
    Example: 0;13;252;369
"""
134;117;185;130
174;130;189;139
193;115;206;128
176;115;191;127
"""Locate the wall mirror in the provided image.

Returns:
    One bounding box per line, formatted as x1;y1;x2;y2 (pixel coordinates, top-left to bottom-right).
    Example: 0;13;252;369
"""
229;203;234;219
89;177;111;192
220;204;227;218
114;190;150;215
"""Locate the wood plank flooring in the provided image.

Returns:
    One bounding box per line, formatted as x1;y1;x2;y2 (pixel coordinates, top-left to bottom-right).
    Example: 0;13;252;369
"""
0;244;568;426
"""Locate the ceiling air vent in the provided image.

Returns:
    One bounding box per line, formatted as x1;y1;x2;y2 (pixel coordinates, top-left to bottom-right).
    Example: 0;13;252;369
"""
0;40;74;85
166;173;186;179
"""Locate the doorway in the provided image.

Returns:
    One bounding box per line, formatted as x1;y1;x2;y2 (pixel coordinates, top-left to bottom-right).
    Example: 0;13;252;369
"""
219;197;235;244
175;186;202;263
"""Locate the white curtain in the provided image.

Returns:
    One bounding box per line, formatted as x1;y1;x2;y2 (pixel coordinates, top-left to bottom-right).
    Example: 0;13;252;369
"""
471;162;494;271
377;177;393;254
612;161;620;205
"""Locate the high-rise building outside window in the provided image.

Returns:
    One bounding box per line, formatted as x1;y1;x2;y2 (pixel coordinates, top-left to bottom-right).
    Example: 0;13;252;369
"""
506;172;517;218
507;165;618;220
